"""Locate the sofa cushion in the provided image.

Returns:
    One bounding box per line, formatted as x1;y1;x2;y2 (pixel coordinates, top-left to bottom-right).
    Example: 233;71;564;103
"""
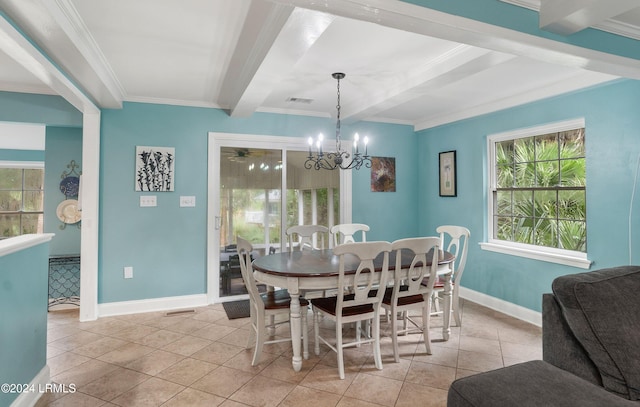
447;360;638;407
552;266;640;400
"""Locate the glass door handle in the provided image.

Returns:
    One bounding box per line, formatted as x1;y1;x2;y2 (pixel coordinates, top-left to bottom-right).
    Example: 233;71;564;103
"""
215;216;222;230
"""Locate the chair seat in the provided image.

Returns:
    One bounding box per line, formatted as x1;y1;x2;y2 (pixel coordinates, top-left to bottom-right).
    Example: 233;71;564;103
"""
422;276;454;289
311;295;374;316
381;286;425;306
261;289;309;310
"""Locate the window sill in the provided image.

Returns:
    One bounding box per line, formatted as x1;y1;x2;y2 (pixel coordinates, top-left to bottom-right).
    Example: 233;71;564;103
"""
479;241;592;269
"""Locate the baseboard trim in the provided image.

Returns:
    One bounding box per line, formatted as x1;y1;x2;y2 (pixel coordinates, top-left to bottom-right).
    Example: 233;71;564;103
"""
459;286;542;327
98;294;208;317
10;365;49;407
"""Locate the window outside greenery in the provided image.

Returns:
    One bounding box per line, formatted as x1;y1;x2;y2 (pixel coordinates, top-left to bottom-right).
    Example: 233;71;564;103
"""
226;188;282;245
223;187;338;247
493;128;586;252
0;167;45;239
289;188;337;230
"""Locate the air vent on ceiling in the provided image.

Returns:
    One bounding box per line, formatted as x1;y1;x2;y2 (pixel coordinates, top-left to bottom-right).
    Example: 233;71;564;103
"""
286;97;313;104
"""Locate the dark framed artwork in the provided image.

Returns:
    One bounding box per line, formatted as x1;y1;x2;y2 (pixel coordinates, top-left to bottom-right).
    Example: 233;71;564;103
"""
135;146;175;191
439;150;456;197
370;157;396;192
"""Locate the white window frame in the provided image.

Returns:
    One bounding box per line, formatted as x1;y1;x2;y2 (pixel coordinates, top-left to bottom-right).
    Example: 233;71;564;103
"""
479;119;592;269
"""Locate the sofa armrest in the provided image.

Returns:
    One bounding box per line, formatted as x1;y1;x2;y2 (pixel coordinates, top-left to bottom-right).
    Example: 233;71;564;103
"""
542;293;602;386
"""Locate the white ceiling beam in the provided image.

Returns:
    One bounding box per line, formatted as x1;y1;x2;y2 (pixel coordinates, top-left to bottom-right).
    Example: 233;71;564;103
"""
40;0;125;108
216;1;292;115
273;0;640;80
0;0;124;108
220;5;334;117
0;14;98;114
344;46;516;122
539;0;640;36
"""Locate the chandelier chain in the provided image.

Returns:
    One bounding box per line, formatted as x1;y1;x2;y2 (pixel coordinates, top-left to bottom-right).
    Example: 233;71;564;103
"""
335;75;341;151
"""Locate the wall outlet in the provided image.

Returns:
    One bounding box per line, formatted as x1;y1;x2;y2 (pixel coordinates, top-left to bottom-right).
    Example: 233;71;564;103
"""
140;195;157;207
180;196;196;207
124;266;133;279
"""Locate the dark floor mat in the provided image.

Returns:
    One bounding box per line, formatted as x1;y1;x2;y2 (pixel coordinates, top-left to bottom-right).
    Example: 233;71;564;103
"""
222;299;250;319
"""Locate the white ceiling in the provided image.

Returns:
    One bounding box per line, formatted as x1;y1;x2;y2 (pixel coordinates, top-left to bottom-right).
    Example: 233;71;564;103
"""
0;0;639;130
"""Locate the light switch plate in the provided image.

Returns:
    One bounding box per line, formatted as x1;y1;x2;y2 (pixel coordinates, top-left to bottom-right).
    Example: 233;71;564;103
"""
140;195;157;207
124;266;133;279
180;196;196;207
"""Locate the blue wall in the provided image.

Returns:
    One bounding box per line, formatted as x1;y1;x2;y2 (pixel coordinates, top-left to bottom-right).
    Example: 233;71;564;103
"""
44;126;83;255
98;102;416;303
3;78;640;314
418;79;640;312
0;91;81;127
0;239;50;407
7;79;640;313
0;149;44;161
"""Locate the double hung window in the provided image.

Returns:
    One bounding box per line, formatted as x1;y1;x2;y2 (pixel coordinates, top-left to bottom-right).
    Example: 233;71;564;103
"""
482;119;591;268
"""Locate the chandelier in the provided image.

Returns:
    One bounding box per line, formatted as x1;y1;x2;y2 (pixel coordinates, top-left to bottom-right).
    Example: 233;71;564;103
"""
305;73;372;170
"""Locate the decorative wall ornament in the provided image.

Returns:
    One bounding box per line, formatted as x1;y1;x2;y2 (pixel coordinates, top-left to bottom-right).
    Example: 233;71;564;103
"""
58;160;82;229
59;159;81;198
370;156;396;192
135;146;175;191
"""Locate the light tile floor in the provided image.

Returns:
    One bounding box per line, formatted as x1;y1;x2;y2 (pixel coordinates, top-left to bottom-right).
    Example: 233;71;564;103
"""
36;300;541;407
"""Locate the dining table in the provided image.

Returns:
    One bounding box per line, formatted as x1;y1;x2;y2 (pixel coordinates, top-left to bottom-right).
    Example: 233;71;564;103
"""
252;247;455;372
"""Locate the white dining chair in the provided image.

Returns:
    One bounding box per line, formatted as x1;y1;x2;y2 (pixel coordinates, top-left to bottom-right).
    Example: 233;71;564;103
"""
330;223;371;335
382;237;440;361
286;225;331;299
310;241;392;379
427;225;470;327
286;224;329;252
330;223;369;247
236;236;309;366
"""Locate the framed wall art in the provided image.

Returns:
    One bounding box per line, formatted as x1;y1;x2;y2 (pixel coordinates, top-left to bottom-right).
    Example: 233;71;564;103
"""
135;146;175;191
371;156;396;192
439;150;456;197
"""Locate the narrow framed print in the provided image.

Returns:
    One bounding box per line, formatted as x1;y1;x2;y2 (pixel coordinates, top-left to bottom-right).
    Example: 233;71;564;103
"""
370;156;396;192
439;150;456;197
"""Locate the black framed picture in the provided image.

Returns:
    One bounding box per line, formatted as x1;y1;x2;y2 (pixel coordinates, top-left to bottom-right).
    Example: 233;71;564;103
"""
439;150;457;197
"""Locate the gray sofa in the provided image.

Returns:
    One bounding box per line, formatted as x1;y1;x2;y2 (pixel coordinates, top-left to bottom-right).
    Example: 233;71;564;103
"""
447;266;640;406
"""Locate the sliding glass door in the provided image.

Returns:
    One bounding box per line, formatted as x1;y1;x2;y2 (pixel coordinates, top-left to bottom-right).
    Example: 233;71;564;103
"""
218;147;282;298
208;133;347;303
